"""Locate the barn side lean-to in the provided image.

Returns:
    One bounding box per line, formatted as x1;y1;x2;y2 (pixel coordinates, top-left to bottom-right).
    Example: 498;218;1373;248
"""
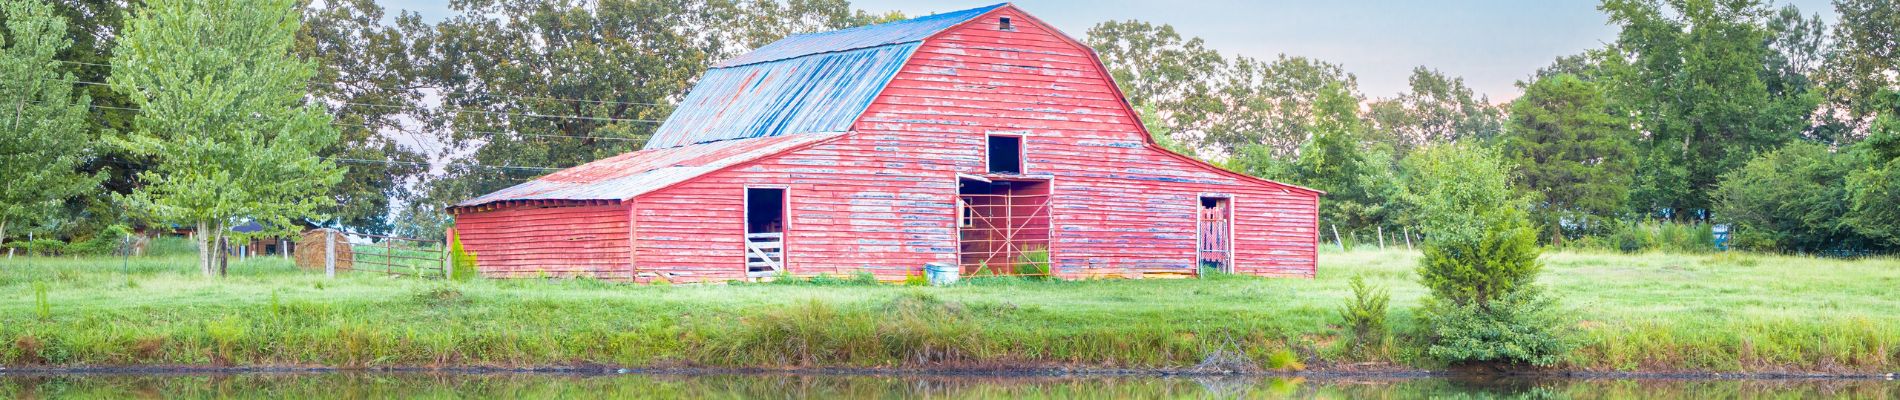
450;3;1322;282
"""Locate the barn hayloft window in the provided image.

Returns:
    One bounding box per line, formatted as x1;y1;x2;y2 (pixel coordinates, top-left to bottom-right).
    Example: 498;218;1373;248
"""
998;17;1013;31
988;135;1022;174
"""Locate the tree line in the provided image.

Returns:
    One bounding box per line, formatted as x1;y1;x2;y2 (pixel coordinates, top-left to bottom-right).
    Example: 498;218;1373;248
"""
2;0;1896;269
1;0;898;272
1090;0;1899;254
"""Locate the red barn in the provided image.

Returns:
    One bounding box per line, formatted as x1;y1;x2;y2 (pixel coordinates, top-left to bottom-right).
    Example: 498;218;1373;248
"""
449;3;1321;282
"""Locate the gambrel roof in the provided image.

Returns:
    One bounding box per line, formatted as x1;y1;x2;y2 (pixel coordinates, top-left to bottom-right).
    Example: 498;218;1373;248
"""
642;4;1006;149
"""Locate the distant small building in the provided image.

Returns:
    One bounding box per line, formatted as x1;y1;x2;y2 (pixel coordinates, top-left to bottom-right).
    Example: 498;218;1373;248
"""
450;4;1321;282
229;220;293;257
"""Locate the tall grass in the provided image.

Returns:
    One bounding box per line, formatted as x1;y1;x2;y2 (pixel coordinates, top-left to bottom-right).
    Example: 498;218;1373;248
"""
0;249;1894;372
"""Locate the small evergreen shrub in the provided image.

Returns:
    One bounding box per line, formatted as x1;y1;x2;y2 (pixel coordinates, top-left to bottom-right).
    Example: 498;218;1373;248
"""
1336;275;1389;354
1416;218;1542;307
1419;287;1575;367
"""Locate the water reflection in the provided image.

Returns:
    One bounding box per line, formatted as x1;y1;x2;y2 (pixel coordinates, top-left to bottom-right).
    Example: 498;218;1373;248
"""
0;372;1893;399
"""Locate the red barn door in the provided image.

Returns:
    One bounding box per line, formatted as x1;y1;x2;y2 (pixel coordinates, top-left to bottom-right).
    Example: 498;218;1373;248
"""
1198;196;1233;274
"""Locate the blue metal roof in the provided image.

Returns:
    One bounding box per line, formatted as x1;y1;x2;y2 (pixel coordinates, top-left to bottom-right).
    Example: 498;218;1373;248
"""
643;3;1005;149
713;3;1005;68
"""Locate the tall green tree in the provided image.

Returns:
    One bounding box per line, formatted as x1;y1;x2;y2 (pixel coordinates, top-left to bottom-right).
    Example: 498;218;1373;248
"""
1600;0;1823;219
1821;0;1899;124
111;0;344;275
1372;67;1504;154
1210;55;1361;158
294;0;429;236
1844;91;1900;248
403;0;895;239
0;0;101;249
1230;82;1399;232
1500;74;1635;241
1085;20;1225;153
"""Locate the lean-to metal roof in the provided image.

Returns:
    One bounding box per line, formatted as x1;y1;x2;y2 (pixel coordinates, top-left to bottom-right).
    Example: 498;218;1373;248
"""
454;133;845;208
641;3;1005;149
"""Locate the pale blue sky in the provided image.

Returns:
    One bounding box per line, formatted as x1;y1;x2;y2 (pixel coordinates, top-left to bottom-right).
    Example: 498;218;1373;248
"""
378;0;1837;102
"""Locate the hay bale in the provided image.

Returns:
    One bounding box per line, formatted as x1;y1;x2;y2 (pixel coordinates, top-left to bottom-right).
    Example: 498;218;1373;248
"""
295;229;353;271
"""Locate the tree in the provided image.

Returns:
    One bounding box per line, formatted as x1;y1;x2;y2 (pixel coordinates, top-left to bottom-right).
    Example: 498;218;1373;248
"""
1845;91;1900;248
1711;142;1866;252
1084;20;1226;154
110;0;344;276
0;0;101;251
1600;0;1823;219
1231;82;1400;232
401;0;893;239
1402;144;1569;367
1820;0;1899;125
1500;74;1636;241
1376;67;1504;153
294;0;430;236
1209;55;1361;158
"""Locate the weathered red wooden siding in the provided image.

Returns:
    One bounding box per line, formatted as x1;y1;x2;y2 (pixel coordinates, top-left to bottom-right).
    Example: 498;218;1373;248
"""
628;5;1315;280
454;202;631;278
631;139;957;282
850;7;1317;278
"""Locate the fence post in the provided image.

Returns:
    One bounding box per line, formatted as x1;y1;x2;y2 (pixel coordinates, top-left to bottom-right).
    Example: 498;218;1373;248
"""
324;230;336;278
1404;226;1413;250
1377;226;1386;250
1331;224;1345;252
442;228;453;280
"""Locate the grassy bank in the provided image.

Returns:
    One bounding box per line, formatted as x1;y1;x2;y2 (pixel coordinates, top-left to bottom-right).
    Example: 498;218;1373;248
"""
1;248;1895;373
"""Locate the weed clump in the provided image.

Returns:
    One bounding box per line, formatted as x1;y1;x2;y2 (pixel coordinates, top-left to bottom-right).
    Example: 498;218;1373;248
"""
412;285;467;307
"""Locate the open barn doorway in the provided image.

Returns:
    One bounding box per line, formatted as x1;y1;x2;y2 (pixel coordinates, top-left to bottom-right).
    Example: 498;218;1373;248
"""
957;178;1051;276
745;188;786;278
1198;195;1233;274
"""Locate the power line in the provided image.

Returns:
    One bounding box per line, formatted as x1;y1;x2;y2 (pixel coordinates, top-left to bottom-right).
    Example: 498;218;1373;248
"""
48;59;678;109
21;97;649;144
323;157;566;173
44;77;666;124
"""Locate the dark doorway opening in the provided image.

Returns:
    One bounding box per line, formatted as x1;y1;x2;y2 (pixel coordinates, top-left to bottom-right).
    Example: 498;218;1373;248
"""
958;178;1051;276
746;188;786;278
987;135;1022;174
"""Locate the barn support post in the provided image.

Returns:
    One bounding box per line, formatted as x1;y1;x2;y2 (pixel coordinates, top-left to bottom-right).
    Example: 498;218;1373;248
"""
324;230;336;278
1331;224;1345;252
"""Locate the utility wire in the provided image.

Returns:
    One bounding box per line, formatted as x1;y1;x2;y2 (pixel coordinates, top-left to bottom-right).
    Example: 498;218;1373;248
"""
48;77;664;124
22;97;649;144
48;59;677;109
20;99;611;173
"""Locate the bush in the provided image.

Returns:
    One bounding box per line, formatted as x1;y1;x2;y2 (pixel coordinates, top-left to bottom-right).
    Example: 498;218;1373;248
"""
66;225;133;256
1580;221;1715;254
1416;218;1542;307
1420;287;1574;367
1403;143;1573;368
1713;142;1876;253
447;231;479;281
1336;275;1389;354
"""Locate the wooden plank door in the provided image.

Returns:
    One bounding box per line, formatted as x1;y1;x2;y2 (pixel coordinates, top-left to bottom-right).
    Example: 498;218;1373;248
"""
1198;196;1233;273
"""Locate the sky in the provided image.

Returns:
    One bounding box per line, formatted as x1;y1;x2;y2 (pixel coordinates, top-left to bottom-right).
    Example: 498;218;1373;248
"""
379;0;1838;102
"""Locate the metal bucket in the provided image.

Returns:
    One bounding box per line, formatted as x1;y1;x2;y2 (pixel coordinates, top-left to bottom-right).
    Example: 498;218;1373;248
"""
924;262;959;286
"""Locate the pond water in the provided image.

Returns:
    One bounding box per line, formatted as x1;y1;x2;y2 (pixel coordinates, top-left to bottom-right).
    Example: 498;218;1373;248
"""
0;372;1893;399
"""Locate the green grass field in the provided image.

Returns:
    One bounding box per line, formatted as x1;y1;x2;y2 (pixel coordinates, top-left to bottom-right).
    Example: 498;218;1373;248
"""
0;245;1894;373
